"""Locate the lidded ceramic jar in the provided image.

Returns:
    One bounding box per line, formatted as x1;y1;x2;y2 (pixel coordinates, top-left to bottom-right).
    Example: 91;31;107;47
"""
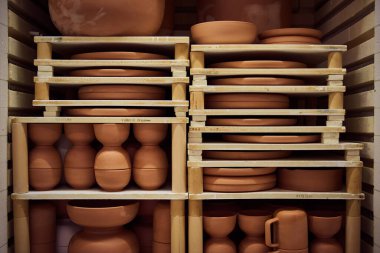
153;201;171;252
64;124;96;189
29;124;63;190
94;124;131;191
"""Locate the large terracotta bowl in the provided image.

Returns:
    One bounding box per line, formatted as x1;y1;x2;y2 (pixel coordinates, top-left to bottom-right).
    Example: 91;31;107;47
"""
203;210;237;238
308;211;342;239
238;209;272;237
48;0;165;36
191;21;257;44
67;200;139;228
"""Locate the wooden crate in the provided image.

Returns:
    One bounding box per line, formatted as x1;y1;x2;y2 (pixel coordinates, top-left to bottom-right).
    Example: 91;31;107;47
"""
33;36;190;117
189;44;347;144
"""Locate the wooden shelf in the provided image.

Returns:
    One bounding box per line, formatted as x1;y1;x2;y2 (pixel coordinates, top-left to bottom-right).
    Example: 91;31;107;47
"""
12;117;188;124
190;109;345;116
189;126;345;133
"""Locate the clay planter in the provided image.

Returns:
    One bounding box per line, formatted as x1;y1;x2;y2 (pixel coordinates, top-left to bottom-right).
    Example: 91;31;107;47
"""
260;28;323;40
48;0;165;36
78;85;166;100
205;238;237;253
133;123;168;145
223;134;320;144
310;238;343;253
204;167;277;177
196;0;292;34
206;94;290;109
238;209;272;237
209;77;305;86
30;202;57;248
70;68;167;77
278;168;343;192
308;211;342;239
209;60;307;69
207;118;297;126
29;124;62;145
239;237;269;253
153;201;171;244
203;210;237;238
66;108;166;117
71;51;168;60
204;150;292;160
191;21;257;44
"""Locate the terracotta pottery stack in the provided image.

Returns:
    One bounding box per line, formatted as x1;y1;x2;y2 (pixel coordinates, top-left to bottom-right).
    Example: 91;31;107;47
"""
308;211;343;253
204;210;237;253
64;124;96;189
153;201;171;253
29;124;63;191
259;28;323;44
67;200;140;253
133;200;158;253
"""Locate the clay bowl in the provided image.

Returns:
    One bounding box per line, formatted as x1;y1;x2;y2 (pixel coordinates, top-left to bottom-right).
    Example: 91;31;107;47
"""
29;124;62;145
29;146;62;170
238;209;272;237
157;0;175;35
278;168;343;192
191;21;257;44
261;36;321;44
207;118;297;126
205;238;237;253
71;51;168;60
65;108;166;117
94;123;130;146
78;85;166;100
222;134;321;144
239;236;269;253
65;168;95;190
95;169;132;191
204;150;292;160
133;168;168;190
70;68;167;77
204;167;277;177
206;94;290;109
310;238;343;253
64;124;95;145
259;28;323;40
203;210;237;238
133;123;168;145
95;147;131;170
152;242;171;253
48;0;165;36
308;211;343;239
204;183;276;192
209;60;307;69
67;200;139;228
209;77;305;86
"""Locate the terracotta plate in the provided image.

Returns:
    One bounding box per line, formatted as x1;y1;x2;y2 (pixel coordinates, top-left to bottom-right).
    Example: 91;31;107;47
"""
261;36;321;44
207;118;297;126
204;167;277;177
65;108;166;117
78;85;166;100
209;77;305;86
204;182;276;192
209;60;307;69
204;174;276;185
206;93;289;109
223;134;321;143
71;51;168;60
259;28;323;39
204;151;292;160
70;68;167;77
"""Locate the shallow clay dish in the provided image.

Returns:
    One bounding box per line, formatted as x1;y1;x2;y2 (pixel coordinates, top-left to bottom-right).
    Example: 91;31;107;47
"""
204;151;292;160
207;118;297;126
206;94;289;109
204;174;276;186
70;68;167;77
308;211;342;238
278;168;343;192
65;108;166;117
204;167;277;177
203;210;237;238
223;134;321;143
78;85;166;100
209;60;306;69
209;77;305;86
191;21;257;44
204;182;276;192
71;51;168;60
261;36;321;44
260;28;323;39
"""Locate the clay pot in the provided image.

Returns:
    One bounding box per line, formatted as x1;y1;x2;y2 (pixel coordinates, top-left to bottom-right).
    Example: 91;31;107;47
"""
278;168;343;192
191;21;257;44
94;124;130;146
204;167;277;177
205;238;237;253
239;237;269;253
310;238;343;253
71;51;168;60
209;77;305;86
223;134;320;144
48;0;165;36
29;124;62;145
78;85;166;100
95;169;132;191
66;108;166;117
57;219;81;249
153;241;171;253
153;201;171;244
259;28;323;40
158;0;175;35
133;146;168;190
30;202;57;244
308;211;342;239
133;123;168;145
204;150;292;160
209;60;307;69
196;0;292;34
70;68;167;77
138;200;160;218
238;209;272;237
64;124;94;145
207;118;297;126
265;208;308;251
203;210;237;238
206;94;289;109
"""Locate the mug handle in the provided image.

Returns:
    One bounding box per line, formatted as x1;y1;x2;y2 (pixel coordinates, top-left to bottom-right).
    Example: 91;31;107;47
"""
265;217;280;248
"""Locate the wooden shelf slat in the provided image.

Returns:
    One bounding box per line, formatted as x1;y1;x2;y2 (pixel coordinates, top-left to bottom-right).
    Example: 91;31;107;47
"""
33;100;189;107
12;117;188;124
190;109;345;116
189;126;345;133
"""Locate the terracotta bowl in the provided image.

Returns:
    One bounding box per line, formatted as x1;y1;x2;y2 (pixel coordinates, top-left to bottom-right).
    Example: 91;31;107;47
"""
64;124;95;145
238;209;272;237
94;124;130;146
204;150;292;160
209;60;307;69
48;0;165;36
64;168;95;190
259;28;323;40
206;93;289;109
204;174;276;186
78;85;166;100
133;168;168;190
67;200;139;228
152;242;171;253
222;134;321;144
64;146;96;169
204;238;237;253
207;118;297;126
278;168;343;192
310;238;343;253
29;146;62;170
29;124;62;145
66;108;166;117
308;211;342;239
261;36;321;44
95;169;131;191
204;182;276;193
95;147;131;170
71;51;168;60
70;68;167;77
204;167;277;177
133;123;168;145
239;236;269;253
191;21;257;44
203;210;237;238
209;77;305;86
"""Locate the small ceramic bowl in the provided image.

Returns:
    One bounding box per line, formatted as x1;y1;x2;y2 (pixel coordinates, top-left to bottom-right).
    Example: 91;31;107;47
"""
29;123;62;145
95;169;131;191
94;124;130;146
133;168;168;190
191;21;257;44
64;124;95;145
29;168;62;191
203;210;237;238
64;168;95;190
308;211;342;239
204;237;237;253
133;123;168;145
239;236;269;253
238;209;272;237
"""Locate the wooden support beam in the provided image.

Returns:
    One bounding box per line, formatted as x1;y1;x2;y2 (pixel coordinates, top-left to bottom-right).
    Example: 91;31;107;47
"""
12;123;28;194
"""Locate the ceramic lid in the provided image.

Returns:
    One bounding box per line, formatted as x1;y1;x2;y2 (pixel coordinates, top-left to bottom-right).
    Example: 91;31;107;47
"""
261;36;321;44
209;77;305;86
204;182;276;192
71;51;168;60
209;60;307;69
259;28;323;39
206;93;289;102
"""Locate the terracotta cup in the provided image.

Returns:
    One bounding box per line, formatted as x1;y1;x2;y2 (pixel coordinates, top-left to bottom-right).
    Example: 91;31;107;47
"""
308;211;342;239
203;210;237;238
238;209;272;237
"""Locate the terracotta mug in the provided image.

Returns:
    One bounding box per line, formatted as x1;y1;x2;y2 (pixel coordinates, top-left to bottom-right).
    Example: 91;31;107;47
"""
265;208;308;251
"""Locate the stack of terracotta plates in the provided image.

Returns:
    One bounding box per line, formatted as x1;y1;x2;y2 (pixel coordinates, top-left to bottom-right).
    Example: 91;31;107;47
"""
65;51;169;117
259;28;323;44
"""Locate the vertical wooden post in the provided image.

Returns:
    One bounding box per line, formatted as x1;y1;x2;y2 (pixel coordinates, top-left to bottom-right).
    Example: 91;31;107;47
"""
171;200;185;253
13;200;30;253
12;123;28;193
189;200;203;253
188;167;203;194
172;123;187;193
190;52;205;69
37;42;52;59
175;43;189;60
35;83;49;100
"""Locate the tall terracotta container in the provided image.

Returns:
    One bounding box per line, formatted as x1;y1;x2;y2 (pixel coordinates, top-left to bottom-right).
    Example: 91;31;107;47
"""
153;201;171;252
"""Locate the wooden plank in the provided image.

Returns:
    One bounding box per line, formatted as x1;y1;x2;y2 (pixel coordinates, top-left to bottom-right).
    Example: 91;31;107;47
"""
8;37;36;65
190;109;345;116
8;64;34;87
12;117;188;124
345;90;374;111
33;100;189;108
346;116;374;134
345;64;374;88
8;90;33;109
8;11;42;43
190;126;345;133
344;38;374;67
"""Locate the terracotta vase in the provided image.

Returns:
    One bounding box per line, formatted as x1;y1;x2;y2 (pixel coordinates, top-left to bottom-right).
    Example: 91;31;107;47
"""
57;219;81;253
203;210;237;238
310;238;343;253
94;124;131;191
48;0;165;36
67;200;140;253
205;238;237;253
308;211;342;239
64;124;96;189
30;202;57;253
153;201;171;244
29;124;63;191
238;209;272;237
239;236;269;253
265;208;308;251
